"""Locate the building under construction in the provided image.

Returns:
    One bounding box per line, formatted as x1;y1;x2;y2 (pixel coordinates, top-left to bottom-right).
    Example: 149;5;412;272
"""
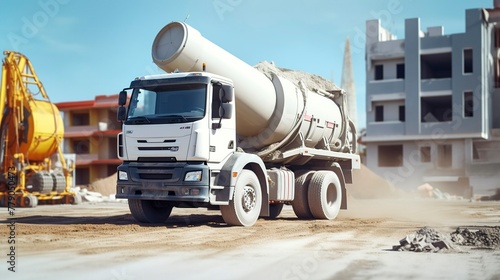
56;95;122;187
363;3;500;196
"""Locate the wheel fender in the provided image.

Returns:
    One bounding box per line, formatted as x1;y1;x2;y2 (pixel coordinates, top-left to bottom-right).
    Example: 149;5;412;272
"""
215;152;269;216
330;162;347;210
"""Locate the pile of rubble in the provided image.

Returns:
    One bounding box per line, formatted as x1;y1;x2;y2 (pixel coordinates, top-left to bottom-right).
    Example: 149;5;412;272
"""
393;226;500;253
451;227;500;248
480;188;500;201
393;227;456;253
87;173;117;196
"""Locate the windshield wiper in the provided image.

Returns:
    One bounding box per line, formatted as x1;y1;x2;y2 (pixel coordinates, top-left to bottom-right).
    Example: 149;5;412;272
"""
128;116;151;124
158;114;189;122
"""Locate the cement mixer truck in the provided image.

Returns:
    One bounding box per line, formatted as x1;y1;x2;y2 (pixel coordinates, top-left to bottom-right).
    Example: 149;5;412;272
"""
116;22;360;226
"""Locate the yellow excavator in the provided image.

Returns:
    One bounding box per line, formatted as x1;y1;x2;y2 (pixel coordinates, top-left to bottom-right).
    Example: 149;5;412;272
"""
0;50;79;207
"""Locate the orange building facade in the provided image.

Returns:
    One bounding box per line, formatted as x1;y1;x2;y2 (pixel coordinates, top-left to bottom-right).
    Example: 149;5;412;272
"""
56;94;122;186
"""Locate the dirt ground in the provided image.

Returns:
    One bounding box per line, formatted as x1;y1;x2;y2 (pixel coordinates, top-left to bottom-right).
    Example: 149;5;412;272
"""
1;197;499;280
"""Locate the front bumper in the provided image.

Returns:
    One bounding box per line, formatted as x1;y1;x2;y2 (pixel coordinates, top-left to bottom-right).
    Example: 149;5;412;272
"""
116;161;210;203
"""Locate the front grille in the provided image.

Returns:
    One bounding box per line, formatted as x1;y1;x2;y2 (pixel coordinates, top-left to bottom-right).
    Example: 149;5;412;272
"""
138;146;177;151
138;173;173;180
137;157;176;162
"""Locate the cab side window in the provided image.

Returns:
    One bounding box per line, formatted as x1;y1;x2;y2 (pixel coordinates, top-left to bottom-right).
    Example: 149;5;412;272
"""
212;84;222;119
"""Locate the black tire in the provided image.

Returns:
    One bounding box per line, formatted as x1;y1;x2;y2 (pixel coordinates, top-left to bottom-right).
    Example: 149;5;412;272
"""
52;172;67;192
28;171;53;194
25;195;38;208
292;171;315;219
67;193;82;205
220;170;262;226
307;171;342;220
268;203;284;219
128;199;173;223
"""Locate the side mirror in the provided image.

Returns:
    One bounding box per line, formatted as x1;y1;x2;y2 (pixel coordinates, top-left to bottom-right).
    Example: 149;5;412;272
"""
118;90;128;106
117;106;127;121
220;103;233;119
219;86;233;103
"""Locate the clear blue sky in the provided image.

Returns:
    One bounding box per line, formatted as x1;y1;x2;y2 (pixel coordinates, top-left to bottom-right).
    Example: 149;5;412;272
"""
0;0;492;129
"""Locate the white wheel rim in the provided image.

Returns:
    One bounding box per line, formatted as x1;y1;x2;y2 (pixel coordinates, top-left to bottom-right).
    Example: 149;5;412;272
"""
242;185;256;212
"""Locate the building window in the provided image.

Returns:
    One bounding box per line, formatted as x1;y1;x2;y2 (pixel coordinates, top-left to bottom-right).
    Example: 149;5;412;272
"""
420;146;431;162
375;65;383;80
421;52;452;79
72;139;90;154
378;145;403;167
463;91;473;117
396;63;405;79
108;138;118;158
437;144;452;168
399;105;405;122
463;49;473;74
71;112;90;126
375;105;384;122
107;165;119;177
421;96;452;122
75;167;90;186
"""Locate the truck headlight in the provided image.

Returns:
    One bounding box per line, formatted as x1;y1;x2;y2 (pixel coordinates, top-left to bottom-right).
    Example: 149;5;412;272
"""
184;170;202;181
118;171;128;180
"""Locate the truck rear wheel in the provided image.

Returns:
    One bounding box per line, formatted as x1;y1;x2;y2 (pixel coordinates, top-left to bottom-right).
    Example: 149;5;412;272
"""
307;171;341;220
220;170;262;226
128;199;173;223
267;203;284;219
292;171;314;219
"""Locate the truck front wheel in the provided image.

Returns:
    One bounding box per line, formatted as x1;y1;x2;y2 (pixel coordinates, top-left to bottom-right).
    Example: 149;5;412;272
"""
307;171;342;220
220;170;262;226
128;199;173;223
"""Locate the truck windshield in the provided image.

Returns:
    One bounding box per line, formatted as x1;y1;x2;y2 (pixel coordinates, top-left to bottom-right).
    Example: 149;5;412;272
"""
126;84;206;124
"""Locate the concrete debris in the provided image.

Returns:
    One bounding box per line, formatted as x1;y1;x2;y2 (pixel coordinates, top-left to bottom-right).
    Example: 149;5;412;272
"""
480;188;500;201
417;183;433;198
414;185;464;201
70;187;127;203
451;227;500;248
394;226;500;253
393;227;456;253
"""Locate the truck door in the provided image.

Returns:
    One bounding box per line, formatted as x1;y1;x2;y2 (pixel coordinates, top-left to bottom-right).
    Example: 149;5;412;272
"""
208;82;236;163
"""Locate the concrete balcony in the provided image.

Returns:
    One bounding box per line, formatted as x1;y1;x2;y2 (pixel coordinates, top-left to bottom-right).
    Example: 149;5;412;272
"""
75;153;121;166
364;121;406;142
64;123;121;137
367;79;404;95
75;153;98;164
421;78;452;92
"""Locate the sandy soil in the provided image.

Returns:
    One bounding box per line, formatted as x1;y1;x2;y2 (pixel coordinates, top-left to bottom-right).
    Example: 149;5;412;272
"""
1;197;499;280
